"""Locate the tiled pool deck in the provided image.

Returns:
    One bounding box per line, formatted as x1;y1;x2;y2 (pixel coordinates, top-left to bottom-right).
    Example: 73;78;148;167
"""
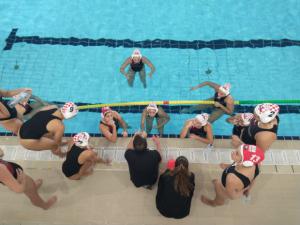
0;137;299;225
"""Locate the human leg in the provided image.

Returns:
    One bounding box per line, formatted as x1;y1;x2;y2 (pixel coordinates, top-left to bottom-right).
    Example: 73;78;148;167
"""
138;67;147;88
145;116;154;134
208;108;225;123
156;117;165;136
201;179;227;207
180;98;214;113
127;69;135;87
23;174;57;210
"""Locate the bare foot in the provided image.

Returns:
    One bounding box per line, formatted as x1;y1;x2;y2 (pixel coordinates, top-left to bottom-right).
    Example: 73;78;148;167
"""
44;196;57;210
201;195;216;207
35;179;43;189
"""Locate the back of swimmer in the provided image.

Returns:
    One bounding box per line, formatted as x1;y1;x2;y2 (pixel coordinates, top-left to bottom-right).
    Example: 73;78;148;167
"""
62;132;111;180
19;102;78;156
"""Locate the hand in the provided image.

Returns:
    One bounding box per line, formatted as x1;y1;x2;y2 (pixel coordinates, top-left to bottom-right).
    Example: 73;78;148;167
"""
125;73;130;80
214;101;222;108
190;86;197;91
109;120;116;127
104;158;112;166
189;134;198;139
152;135;160;145
140;131;147;138
122;130;128;137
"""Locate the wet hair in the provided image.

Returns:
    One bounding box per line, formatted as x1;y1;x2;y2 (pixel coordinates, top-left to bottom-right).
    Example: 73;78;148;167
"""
133;134;147;151
173;156;193;197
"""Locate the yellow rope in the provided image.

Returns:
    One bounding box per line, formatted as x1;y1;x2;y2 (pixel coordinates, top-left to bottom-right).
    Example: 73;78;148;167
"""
77;100;240;110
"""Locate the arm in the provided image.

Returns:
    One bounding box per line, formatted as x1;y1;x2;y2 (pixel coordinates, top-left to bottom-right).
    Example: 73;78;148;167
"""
0;88;32;98
255;132;277;153
113;111;128;133
126;134;135;150
155;108;170;129
231;135;244;148
190;124;214;144
100;123;117;143
120;57;131;76
190;81;220;92
180;120;192;138
142;56;155;76
0;165;25;193
152;135;162;159
140;109;147;131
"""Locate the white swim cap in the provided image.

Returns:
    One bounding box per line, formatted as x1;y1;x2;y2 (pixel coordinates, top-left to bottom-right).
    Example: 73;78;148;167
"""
241;113;254;126
254;103;280;124
73;132;90;148
131;49;142;59
147;102;158;113
218;83;231;97
195;113;209;126
60;102;78;119
239;144;265;167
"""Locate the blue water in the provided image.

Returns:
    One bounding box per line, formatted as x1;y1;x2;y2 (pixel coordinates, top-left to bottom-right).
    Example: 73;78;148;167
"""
0;0;300;136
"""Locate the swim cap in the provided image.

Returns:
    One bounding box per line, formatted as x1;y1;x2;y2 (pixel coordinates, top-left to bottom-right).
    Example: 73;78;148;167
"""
131;49;142;59
101;106;112;118
147;103;158;113
218;83;231;97
61;102;78;119
240;144;264;167
241;113;254;126
195;113;209;126
254;103;280;123
73;132;90;148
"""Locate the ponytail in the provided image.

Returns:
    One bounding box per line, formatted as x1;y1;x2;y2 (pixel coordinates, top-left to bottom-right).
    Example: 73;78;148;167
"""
173;157;193;197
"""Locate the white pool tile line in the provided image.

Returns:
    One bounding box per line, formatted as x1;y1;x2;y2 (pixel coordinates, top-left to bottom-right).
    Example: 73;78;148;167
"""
2;145;300;166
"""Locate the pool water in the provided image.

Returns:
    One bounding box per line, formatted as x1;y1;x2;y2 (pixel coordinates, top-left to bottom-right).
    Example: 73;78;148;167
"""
0;0;300;137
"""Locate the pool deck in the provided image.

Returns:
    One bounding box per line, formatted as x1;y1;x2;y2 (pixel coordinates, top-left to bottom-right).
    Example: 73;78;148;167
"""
0;137;300;225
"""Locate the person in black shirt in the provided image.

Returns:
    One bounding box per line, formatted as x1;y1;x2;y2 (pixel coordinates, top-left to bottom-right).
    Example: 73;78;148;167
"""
120;49;155;88
156;156;195;219
124;132;162;188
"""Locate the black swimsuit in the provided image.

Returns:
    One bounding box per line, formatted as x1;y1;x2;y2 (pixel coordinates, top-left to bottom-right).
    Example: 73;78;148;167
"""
221;164;259;189
130;59;144;72
0;160;23;184
19;108;61;139
240;116;279;145
0;100;18;121
189;126;207;138
62;144;85;177
214;92;228;107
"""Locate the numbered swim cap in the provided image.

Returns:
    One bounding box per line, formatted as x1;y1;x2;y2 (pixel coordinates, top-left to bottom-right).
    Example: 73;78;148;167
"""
195;113;209;126
254;103;280;123
241;113;254;126
147;103;158;113
101;106;112;118
240;144;264;167
61;102;78;119
73;132;90;148
218;83;231;97
131;49;142;59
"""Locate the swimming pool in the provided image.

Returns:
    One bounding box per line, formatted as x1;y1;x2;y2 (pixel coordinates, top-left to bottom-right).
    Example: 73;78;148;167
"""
0;0;300;137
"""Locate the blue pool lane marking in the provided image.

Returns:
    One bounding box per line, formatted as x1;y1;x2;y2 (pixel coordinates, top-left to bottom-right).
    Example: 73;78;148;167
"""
3;28;300;51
